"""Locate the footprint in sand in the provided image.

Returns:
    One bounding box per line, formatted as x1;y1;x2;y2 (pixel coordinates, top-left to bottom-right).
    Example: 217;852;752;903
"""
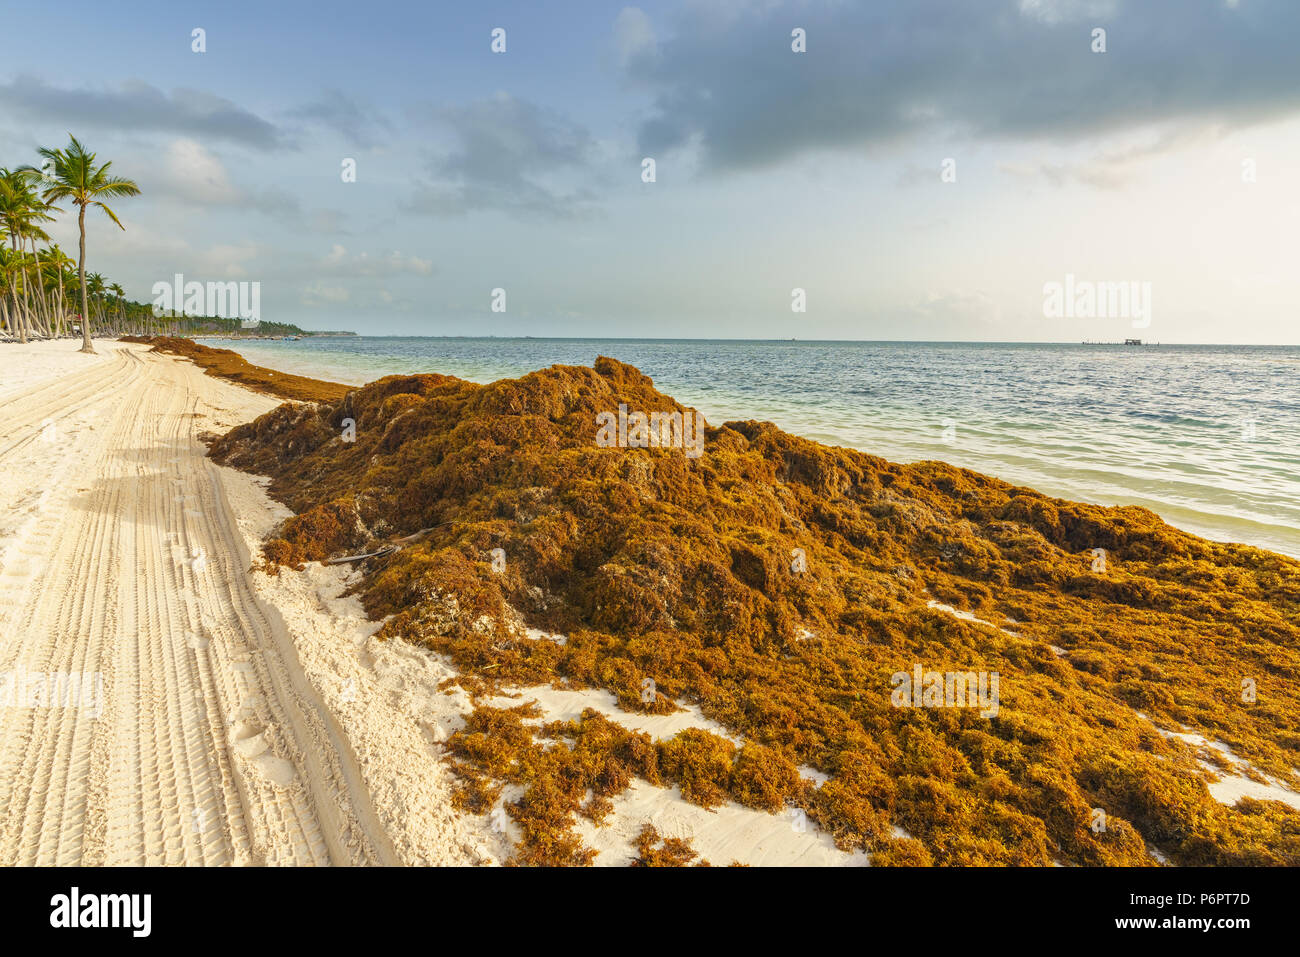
229;719;297;787
230;719;270;757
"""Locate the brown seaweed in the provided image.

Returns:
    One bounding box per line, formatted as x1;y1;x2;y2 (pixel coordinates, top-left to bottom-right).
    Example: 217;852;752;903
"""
207;354;1300;866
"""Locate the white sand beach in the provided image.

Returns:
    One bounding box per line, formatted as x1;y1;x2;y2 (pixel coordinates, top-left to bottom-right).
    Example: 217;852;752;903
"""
0;341;478;864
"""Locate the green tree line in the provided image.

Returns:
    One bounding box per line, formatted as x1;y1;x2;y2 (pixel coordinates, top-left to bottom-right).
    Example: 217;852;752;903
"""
3;135;346;350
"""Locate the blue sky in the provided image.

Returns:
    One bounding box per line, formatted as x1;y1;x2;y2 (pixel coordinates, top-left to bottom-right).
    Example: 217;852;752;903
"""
3;0;1298;341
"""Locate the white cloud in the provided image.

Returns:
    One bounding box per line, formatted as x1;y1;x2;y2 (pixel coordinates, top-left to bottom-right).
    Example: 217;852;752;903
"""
613;7;657;69
143;139;301;219
1017;0;1119;24
160;138;241;204
321;245;433;276
301;282;351;305
997;125;1222;189
903;290;1005;336
196;241;264;278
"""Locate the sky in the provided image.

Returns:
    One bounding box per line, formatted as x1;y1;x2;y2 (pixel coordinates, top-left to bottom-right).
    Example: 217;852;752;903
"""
1;0;1298;342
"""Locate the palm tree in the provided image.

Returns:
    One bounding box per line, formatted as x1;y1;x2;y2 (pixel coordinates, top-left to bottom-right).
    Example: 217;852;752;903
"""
0;168;46;342
23;136;139;353
0;246;16;339
110;282;125;333
87;272;106;329
44;244;73;336
22;221;55;338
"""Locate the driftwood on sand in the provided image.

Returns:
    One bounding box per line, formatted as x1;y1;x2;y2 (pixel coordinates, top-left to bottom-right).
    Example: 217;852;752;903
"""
325;526;438;564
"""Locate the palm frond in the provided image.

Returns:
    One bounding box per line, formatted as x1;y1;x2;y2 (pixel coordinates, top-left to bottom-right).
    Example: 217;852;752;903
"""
93;201;127;230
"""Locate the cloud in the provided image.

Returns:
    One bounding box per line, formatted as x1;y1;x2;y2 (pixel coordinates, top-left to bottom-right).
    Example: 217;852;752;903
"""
45;214;189;262
997;125;1222;188
613;7;658;70
321;244;433;276
903;289;1005;336
305;209;348;234
1016;0;1119;24
897;161;947;187
158;138;241;204
407;93;600;219
289;91;393;143
149;138;302;217
0;76;288;150
629;0;1300;172
301;282;352;305
198;241;264;278
998;157;1130;189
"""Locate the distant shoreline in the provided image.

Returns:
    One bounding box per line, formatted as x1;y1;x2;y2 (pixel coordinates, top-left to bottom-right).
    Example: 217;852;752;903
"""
188;334;1299;347
192;332;358;340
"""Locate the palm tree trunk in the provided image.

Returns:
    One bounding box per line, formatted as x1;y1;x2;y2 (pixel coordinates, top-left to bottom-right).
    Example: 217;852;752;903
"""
9;238;28;344
77;205;92;353
20;257;35;337
30;241;52;338
55;269;65;337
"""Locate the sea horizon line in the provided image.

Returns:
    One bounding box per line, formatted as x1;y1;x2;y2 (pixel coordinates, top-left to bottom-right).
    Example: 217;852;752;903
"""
197;334;1300;348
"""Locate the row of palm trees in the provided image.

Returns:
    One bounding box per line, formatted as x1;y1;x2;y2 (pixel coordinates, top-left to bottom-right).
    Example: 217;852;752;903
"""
1;135;141;353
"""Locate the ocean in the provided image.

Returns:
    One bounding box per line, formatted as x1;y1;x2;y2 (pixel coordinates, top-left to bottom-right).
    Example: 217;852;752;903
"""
210;337;1300;558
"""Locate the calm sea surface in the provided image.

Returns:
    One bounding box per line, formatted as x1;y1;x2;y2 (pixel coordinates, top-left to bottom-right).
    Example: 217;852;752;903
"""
210;338;1300;558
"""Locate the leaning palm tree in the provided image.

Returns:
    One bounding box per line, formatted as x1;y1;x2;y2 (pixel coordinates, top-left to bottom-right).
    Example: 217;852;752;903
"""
23;136;139;353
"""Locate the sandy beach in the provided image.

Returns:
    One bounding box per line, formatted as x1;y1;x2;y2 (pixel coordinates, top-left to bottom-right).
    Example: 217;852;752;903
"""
1;340;884;866
0;341;461;864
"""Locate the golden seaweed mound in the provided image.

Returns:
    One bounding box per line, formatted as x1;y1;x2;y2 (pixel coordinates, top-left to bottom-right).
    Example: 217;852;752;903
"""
210;355;1300;866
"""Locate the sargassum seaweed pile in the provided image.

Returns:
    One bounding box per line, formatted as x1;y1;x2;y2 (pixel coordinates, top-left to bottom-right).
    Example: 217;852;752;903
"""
124;335;351;403
210;355;1300;866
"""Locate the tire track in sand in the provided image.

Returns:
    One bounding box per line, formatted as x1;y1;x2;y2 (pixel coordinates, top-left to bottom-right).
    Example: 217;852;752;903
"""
0;343;393;865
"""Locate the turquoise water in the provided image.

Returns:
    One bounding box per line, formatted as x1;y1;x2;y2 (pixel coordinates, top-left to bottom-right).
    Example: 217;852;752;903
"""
208;337;1300;558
